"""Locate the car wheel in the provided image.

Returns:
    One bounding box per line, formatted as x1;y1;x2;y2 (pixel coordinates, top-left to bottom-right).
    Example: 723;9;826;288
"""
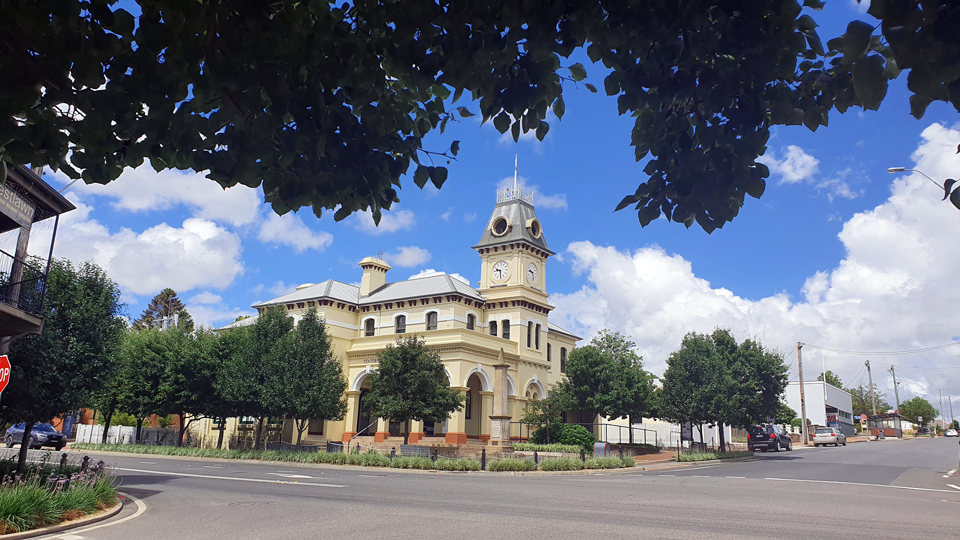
834;442;839;447
787;440;793;451
4;436;12;448
773;440;780;452
842;439;847;446
761;448;767;452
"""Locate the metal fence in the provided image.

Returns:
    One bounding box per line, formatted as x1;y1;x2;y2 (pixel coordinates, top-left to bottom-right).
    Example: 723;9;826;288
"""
509;421;658;447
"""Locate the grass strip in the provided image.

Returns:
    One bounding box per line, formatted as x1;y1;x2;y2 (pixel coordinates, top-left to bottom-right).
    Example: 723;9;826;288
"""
676;450;754;462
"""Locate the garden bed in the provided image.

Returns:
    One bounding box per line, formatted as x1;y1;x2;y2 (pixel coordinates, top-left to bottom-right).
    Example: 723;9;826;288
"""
676;450;754;462
0;454;118;534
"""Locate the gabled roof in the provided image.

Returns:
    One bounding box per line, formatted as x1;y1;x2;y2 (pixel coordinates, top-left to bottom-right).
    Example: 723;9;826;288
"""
252;279;360;308
363;273;483;304
473;199;553;255
547;322;581;341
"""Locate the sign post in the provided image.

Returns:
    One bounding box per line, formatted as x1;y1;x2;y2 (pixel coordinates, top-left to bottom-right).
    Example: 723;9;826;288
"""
0;355;11;403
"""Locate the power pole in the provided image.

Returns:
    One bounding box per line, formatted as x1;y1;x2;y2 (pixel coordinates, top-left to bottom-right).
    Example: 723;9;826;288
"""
889;365;900;413
865;360;876;415
950;395;954;427
939;389;944;431
798;342;808;446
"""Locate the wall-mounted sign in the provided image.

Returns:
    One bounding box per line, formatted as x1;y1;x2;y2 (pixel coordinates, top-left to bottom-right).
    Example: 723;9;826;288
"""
0;184;36;229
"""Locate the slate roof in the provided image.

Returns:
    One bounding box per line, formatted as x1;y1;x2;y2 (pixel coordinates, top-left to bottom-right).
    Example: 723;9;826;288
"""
473;199;553;254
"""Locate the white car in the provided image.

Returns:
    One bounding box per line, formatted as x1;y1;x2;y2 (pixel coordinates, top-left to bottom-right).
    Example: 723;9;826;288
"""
813;427;847;447
946;429;959;437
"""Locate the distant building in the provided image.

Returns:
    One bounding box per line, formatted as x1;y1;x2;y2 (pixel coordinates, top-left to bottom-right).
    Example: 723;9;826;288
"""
785;381;854;436
202;184;581;449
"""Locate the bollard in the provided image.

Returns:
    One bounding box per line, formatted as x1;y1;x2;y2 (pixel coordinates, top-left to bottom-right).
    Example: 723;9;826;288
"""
580;449;585;462
355;443;360;454
431;448;438;463
81;456;89;472
60;453;67;469
534;450;539;466
619;447;624;460
481;448;486;471
391;447;396;461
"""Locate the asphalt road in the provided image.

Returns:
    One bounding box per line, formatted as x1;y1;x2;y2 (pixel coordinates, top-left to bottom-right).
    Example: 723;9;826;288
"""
6;436;960;540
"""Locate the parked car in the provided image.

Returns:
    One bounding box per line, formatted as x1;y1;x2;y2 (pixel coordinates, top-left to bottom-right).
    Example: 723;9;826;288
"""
813;427;847;447
4;423;66;450
748;424;793;452
946;429;959;437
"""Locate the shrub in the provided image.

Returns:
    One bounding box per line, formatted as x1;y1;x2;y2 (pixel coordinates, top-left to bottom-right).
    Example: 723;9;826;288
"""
537;457;583;471
677;450;753;462
487;458;535;472
512;442;582;453
529;424;596;451
359;451;391;467
390;456;433;470
434;458;481;471
530;423;564;445
584;456;630;469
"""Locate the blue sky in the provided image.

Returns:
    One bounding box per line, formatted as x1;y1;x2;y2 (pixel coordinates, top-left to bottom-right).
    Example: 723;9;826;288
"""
5;0;960;412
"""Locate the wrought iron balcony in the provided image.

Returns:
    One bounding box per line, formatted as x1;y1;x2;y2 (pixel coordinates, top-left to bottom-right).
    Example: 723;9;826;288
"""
0;248;46;318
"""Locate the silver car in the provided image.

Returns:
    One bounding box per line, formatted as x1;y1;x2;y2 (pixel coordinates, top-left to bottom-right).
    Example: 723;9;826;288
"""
813;427;846;447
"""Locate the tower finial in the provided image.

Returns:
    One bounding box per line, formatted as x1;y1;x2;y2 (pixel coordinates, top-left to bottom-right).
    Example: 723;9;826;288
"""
514;154;518;193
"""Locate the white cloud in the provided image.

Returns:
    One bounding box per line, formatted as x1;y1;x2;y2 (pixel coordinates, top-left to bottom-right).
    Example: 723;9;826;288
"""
552;123;960;399
350;208;416;235
441;207;454;222
187;302;256;328
257;212;333;253
268;281;296;297
49;163;262;227
495;109;559;152
496;176;568;210
409;268;472;286
29;198;244;297
189;291;223;305
384;246;432;268
850;0;870;13
758;145;820;184
464;212;477;222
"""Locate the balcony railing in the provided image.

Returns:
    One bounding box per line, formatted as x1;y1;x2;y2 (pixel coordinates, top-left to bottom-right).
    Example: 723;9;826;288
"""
0;249;47;318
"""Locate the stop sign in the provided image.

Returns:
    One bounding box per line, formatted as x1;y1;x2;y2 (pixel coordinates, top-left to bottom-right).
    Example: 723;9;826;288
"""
0;355;10;395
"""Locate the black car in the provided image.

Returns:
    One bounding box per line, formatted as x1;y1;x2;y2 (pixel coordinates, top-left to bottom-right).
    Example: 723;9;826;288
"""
4;423;66;450
747;424;793;452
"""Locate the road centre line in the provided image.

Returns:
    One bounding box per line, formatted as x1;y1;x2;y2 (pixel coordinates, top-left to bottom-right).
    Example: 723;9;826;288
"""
657;474;675;477
117;467;346;488
725;476;745;479
691;475;710;478
764;477;960;494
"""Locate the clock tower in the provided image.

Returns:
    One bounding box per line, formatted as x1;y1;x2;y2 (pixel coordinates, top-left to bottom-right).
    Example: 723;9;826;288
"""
473;184;555;356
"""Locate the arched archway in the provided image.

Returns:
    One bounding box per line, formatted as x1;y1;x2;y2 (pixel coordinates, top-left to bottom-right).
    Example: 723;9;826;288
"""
464;372;484;439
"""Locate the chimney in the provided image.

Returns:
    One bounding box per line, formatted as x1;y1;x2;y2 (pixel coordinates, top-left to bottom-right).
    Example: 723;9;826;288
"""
359;257;391;296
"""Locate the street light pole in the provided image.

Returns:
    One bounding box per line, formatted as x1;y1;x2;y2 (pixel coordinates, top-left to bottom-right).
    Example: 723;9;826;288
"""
886;167;943;189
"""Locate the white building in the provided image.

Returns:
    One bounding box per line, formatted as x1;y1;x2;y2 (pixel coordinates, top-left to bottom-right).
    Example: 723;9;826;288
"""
785;381;854;436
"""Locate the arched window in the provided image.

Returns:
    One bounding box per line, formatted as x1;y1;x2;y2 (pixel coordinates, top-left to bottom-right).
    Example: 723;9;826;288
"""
560;347;567;373
426;311;438;331
364;318;375;337
527;321;533;348
467;314;475;330
535;324;541;350
490;320;498;337
547;343;552;362
502;320;510;340
395;315;406;334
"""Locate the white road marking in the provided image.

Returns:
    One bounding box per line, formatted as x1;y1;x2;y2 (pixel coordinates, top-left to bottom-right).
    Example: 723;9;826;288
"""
766;477;960;494
67;491;147;535
691;475;710;478
203;465;224;469
726;476;745;479
117;467;345;488
657;474;675;477
358;474;385;477
945;469;957;478
138;461;156;464
266;473;313;479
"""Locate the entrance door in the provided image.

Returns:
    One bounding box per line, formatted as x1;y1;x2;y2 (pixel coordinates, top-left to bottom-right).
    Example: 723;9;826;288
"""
357;390;373;435
423;421;435;436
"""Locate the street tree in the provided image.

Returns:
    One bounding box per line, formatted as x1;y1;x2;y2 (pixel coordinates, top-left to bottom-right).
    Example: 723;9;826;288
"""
88;337;127;445
817;370;843;388
520;382;575;444
776;403;798;425
162;327;220;446
846;382;893;417
217;306;293;449
132;288;194;331
269;310;348;447
899;396;938;431
363;335;464;445
118;328;176;443
565;330;656;439
5;2;960;232
2;259;125;472
659;332;719;445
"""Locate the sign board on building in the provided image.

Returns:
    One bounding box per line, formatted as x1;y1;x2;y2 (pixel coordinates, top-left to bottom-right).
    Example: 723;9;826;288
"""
0;355;11;395
0;184;36;229
681;421;693;442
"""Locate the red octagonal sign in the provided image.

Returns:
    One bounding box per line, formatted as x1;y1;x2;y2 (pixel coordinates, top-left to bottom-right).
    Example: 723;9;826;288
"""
0;355;10;395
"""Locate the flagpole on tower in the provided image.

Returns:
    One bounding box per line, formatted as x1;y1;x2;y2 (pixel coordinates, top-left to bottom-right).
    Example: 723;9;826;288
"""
513;154;518;193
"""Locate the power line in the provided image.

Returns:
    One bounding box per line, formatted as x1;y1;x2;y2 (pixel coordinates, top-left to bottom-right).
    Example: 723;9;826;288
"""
801;341;960;356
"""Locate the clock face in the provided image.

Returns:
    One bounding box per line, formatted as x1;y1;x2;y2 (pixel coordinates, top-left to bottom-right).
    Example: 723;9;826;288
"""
527;263;538;284
492;261;509;281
